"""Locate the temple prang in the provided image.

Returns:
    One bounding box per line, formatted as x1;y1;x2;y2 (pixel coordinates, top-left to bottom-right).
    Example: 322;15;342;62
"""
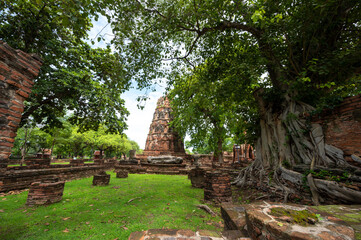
142;96;186;157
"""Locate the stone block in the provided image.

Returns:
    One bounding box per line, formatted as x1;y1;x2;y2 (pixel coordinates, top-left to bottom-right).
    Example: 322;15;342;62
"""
92;171;110;186
70;159;85;166
188;167;208;188
0;41;42;168
116;170;128;178
245;202;355;240
25;158;51;169
204;171;232;204
26;178;65;206
147;155;183;164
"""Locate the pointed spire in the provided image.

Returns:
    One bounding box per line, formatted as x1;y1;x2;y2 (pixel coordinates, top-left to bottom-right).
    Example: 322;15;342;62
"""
143;96;185;156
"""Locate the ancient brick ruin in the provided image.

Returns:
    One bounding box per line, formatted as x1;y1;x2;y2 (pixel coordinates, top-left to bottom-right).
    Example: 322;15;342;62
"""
0;41;42;169
143;96;185;156
92;171;110;186
70;158;85;166
313;94;361;166
221;203;355;240
115;170;128;178
233;144;254;163
24;158;51;169
26;178;65;206
204;171;232;204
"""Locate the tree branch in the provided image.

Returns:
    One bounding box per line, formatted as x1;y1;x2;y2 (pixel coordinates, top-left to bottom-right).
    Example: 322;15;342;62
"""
21;95;58;126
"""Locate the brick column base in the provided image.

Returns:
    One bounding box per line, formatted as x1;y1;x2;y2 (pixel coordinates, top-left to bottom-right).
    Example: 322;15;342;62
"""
204;171;232;204
92;171;110;186
26;179;65;206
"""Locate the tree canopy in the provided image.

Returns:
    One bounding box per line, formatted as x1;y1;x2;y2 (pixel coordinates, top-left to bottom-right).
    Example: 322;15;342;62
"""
0;0;129;133
11;121;139;159
110;0;361;203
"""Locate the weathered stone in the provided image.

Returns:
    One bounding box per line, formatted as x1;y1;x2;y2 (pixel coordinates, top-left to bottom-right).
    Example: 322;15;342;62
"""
1;163;115;192
128;231;146;240
26;178;65;206
245;202;355;240
204;171;232;204
143;96;185;156
0;41;42;167
221;203;248;236
176;229;195;237
24;158;51;169
116;170;128;178
70;158;85;166
351;154;361;164
312;94;361;167
129;150;137;159
147;155;183;164
148;229;178;236
188;167;209;188
128;229;226;240
92;171;110;186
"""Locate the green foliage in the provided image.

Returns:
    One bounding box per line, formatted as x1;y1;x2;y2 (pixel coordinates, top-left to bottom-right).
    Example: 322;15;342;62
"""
0;0;130;133
0;174;222;239
11;127;52;157
169;51;259;159
11;120;139;158
109;0;361;154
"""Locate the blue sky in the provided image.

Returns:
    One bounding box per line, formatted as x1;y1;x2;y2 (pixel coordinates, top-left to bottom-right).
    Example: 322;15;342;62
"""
88;16;166;149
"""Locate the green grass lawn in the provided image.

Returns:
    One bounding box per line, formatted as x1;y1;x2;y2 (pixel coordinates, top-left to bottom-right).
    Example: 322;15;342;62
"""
0;173;222;239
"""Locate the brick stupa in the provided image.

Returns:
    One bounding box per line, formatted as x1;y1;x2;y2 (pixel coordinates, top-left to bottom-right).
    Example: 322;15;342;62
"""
143;96;185;156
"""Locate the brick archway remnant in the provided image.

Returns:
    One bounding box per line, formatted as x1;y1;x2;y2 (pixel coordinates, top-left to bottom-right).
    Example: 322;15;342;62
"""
0;41;42;170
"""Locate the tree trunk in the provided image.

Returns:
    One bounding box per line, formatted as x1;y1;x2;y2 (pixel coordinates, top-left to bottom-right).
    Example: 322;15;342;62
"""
20;128;30;167
217;138;223;163
50;139;56;160
233;95;361;204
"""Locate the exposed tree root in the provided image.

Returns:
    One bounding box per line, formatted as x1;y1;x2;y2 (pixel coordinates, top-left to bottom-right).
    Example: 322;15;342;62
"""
232;97;361;204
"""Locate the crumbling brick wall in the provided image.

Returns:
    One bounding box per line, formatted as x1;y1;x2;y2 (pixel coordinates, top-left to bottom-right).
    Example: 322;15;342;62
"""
0;41;42;168
313;95;361;165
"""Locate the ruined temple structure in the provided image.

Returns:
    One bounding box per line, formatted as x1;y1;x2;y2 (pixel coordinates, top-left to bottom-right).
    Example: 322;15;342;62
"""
0;41;42;169
233;144;255;163
143;96;186;156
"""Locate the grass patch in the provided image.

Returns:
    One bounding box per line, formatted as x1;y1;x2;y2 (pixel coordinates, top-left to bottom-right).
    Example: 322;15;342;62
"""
0;173;222;239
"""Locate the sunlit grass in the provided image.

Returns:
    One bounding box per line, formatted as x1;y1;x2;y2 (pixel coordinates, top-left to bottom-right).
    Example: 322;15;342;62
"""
0;173;222;239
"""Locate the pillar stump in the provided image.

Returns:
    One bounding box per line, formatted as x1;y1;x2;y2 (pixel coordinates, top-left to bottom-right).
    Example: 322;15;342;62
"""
26;178;65;206
92;171;110;186
204;171;232;204
188;167;208;188
116;170;128;178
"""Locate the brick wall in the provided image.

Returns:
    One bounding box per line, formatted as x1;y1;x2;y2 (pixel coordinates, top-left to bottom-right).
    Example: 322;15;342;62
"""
0;163;114;192
313;95;361;165
0;41;42;168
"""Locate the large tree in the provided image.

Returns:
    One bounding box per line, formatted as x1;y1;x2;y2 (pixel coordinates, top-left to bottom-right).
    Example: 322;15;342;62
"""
111;0;361;203
0;0;129;133
169;56;258;163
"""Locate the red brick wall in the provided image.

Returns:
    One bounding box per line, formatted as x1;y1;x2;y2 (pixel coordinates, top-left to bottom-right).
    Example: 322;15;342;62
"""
0;41;42;167
313;95;361;164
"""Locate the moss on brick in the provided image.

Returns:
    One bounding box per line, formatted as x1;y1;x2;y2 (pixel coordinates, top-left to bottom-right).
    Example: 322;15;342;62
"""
270;207;318;226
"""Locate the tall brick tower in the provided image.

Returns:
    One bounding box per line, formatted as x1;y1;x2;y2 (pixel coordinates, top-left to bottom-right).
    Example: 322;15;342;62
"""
143;96;185;156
